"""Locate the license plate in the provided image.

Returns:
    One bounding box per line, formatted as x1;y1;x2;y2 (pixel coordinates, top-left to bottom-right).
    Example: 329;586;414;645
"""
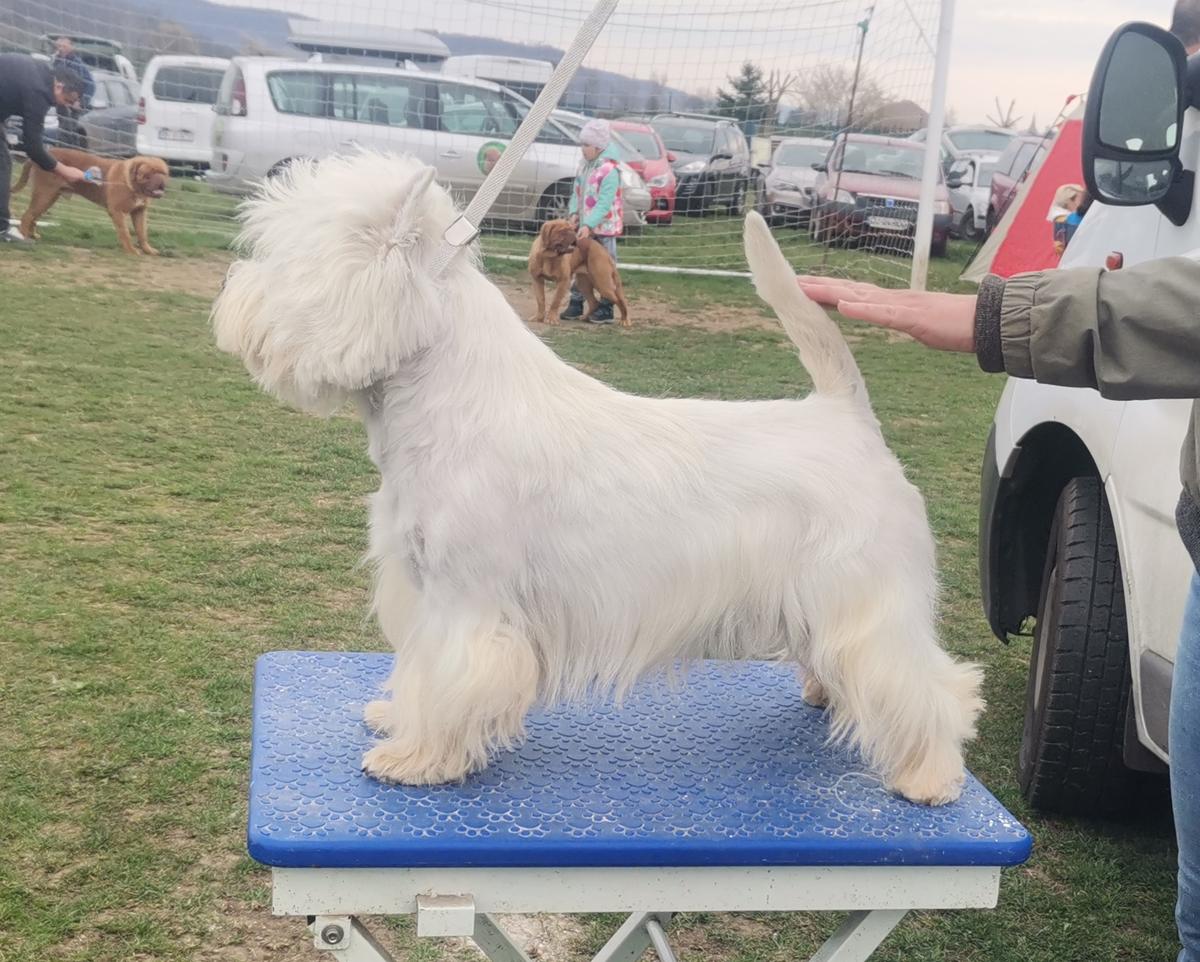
159;128;194;142
867;216;909;231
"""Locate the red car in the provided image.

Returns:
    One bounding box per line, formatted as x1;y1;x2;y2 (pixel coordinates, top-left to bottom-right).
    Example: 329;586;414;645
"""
986;133;1050;234
612;120;676;224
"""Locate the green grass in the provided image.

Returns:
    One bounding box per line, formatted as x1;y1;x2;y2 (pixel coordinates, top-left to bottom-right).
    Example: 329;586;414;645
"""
0;221;1179;961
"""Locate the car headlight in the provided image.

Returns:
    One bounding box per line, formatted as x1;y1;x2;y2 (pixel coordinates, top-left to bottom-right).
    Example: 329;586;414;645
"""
647;174;670;188
834;189;856;205
773;180;800;192
677;160;706;174
934;200;951;215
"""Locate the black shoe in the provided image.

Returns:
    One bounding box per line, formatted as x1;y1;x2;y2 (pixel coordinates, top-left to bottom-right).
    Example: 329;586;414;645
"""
586;300;615;324
559;294;585;321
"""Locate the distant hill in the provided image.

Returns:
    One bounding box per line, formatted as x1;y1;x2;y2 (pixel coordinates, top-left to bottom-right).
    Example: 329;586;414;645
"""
4;0;705;112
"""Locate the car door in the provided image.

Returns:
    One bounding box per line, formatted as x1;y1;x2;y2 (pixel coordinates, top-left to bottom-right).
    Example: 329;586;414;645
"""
151;65;226;155
323;71;436;161
430;80;546;220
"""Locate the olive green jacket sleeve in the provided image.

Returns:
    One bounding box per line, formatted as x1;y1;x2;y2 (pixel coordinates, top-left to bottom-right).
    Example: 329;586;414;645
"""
979;256;1200;400
973;257;1200;566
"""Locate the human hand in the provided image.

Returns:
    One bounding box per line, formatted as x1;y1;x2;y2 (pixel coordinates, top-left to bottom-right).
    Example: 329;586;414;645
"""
577;225;592;240
56;163;86;185
795;276;978;353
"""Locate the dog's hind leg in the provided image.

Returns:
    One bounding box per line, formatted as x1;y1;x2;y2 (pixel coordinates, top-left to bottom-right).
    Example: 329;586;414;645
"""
131;206;158;256
19;187;61;241
577;274;599;320
798;560;983;806
362;602;540;785
110;211;139;255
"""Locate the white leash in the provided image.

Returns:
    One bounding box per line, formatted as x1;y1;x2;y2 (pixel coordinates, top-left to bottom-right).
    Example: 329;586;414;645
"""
429;0;621;278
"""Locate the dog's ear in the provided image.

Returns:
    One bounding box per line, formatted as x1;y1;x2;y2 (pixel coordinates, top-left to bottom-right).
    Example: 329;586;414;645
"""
539;220;557;244
386;167;436;252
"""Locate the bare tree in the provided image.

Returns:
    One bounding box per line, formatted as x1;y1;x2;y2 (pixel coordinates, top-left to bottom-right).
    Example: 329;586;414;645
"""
794;63;890;129
985;97;1022;129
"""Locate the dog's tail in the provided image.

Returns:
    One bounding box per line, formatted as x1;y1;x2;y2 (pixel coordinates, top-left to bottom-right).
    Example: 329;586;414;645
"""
743;211;866;403
13;160;31;193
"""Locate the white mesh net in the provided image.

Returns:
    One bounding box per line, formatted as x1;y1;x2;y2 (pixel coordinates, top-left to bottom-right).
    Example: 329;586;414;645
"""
2;0;950;285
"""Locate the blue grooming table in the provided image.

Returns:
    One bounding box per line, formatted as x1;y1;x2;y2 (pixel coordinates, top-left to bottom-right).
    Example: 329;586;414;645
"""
249;651;1031;962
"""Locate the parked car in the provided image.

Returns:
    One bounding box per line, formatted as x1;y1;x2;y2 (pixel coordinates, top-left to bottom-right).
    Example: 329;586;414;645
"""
138;55;230;169
986;133;1050;233
209;58;647;230
946;155;995;239
77;71;139;156
758;136;833;225
979;21;1191;816
648;112;752;216
810;133;953;256
910;124;1015;171
612;119;675;223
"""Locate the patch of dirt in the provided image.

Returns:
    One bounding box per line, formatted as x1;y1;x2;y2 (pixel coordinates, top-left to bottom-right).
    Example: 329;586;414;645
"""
493;275;778;334
3;245;232;300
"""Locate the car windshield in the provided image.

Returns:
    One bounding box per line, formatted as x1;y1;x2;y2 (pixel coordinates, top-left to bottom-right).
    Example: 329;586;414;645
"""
775;143;828;167
653;121;715;155
609;132;645;163
948;129;1014;152
618;128;662;159
838;142;927;180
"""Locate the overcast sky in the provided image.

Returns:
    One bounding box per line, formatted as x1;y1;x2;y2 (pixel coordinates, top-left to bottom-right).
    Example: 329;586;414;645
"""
211;0;1180;126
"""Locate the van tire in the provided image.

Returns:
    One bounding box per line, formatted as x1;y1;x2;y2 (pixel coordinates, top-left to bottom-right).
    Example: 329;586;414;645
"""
537;181;573;224
1018;477;1137;817
267;158;305;180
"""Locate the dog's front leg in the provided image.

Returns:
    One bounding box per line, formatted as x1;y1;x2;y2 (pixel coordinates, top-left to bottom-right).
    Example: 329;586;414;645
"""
530;273;549;325
131;206;158;256
363;614;540;785
545;266;572;325
109;212;140;255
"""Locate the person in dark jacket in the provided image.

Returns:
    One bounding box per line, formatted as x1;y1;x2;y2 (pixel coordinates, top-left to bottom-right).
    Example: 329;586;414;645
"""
796;260;1200;962
51;37;95;148
0;54;88;246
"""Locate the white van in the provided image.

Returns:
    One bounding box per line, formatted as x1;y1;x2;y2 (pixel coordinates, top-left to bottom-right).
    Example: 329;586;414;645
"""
979;21;1194;817
137;55;231;167
441;55;554;104
208;57;648;227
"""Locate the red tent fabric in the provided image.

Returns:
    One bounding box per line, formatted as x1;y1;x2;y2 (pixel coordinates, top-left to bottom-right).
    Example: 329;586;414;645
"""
963;100;1085;283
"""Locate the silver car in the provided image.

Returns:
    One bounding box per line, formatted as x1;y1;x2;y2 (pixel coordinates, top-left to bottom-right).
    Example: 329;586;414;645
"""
209;58;647;228
758;136;833;225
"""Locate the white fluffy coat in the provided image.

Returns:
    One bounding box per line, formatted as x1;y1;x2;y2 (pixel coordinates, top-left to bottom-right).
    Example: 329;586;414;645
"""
212;151;983;805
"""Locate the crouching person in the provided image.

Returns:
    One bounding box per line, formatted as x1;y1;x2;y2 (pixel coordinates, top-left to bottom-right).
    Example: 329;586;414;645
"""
561;118;623;324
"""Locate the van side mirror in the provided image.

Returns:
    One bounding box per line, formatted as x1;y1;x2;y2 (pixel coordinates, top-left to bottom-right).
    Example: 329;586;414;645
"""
811;162;827;173
667;151;676;162
1083;21;1192;226
945;171;964;189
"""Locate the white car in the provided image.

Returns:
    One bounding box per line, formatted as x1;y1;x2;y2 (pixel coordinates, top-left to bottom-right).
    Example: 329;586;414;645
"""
137;55;230;168
979;21;1191;817
946;155;995;239
208;58;647;228
911;124;1014;171
758;136;833;224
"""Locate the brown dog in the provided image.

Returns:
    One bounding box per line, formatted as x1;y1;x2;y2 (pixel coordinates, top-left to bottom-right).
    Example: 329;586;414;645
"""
15;148;169;255
528;219;630;327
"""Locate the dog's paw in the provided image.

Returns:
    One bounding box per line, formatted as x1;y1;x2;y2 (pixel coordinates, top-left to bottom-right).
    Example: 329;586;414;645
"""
890;758;966;806
618;318;632;329
801;675;829;709
362;741;473;786
362;699;393;735
143;246;160;257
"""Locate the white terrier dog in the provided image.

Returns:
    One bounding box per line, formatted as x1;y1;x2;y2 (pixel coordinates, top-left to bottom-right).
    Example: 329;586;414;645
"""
213;152;982;805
